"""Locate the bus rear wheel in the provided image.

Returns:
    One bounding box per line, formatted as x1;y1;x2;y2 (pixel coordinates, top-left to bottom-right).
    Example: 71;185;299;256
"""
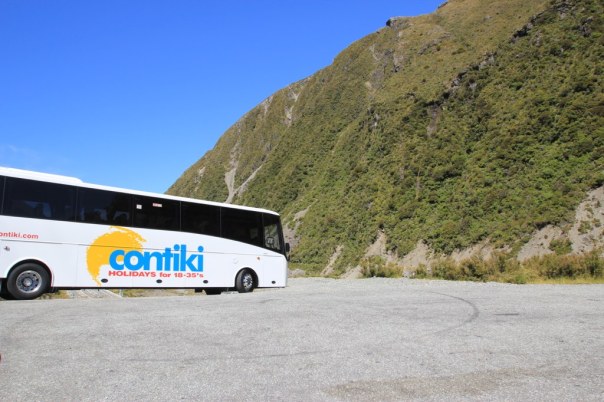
6;263;50;300
235;269;255;293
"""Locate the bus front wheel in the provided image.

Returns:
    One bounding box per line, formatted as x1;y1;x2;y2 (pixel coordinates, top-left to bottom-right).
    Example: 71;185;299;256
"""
235;269;255;293
6;263;50;300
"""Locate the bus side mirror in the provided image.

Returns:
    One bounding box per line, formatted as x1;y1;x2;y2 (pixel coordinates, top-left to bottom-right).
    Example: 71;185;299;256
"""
285;243;291;260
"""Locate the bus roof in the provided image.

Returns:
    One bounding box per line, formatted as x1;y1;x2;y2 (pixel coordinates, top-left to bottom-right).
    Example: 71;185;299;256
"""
0;166;279;216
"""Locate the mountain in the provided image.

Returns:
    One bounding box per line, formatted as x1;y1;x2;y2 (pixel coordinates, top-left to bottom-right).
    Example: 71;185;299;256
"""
168;0;604;277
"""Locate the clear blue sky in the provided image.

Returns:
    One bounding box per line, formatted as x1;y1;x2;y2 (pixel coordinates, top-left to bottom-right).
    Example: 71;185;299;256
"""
1;0;443;194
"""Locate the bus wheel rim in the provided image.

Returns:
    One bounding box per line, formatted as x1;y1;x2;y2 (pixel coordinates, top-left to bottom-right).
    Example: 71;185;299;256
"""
243;273;253;290
16;270;42;293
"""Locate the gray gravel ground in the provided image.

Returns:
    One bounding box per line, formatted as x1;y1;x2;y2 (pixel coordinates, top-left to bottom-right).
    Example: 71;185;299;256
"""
1;278;603;401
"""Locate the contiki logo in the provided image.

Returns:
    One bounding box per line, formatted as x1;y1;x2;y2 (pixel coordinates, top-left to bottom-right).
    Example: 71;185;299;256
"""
86;226;204;285
109;245;204;272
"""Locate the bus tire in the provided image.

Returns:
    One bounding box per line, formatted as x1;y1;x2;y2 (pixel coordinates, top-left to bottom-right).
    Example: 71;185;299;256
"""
6;263;50;300
235;269;255;293
0;283;15;300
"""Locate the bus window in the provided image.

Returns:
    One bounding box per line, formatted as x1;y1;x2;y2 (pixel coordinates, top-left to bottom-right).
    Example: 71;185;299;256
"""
181;202;220;236
133;195;179;231
262;213;283;252
2;177;75;221
78;188;132;225
221;208;262;246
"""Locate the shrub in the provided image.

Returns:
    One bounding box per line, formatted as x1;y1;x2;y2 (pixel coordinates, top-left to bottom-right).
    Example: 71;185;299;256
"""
414;264;429;278
524;250;604;279
430;258;462;280
459;257;496;281
578;220;592;234
360;256;403;278
549;238;573;255
413;250;603;283
510;273;527;284
582;250;604;277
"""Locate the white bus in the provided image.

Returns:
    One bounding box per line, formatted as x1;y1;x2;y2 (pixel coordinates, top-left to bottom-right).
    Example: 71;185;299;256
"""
0;167;288;300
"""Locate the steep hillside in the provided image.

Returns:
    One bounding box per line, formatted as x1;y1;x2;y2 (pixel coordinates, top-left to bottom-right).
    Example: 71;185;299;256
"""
169;0;604;276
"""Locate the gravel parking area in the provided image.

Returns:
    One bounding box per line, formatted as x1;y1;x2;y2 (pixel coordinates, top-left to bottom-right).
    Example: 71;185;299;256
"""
1;278;603;401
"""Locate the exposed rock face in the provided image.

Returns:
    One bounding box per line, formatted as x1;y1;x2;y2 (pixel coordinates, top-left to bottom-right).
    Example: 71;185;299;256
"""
568;186;604;254
517;226;565;262
283;207;309;250
322;245;344;277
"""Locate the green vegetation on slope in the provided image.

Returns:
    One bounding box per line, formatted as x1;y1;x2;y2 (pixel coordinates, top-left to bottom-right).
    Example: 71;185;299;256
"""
169;0;603;276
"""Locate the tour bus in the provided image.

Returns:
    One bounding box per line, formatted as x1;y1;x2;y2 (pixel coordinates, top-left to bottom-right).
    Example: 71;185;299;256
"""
0;167;288;300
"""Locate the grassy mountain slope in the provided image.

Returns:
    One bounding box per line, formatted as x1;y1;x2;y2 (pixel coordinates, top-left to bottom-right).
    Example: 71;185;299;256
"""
169;0;604;275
